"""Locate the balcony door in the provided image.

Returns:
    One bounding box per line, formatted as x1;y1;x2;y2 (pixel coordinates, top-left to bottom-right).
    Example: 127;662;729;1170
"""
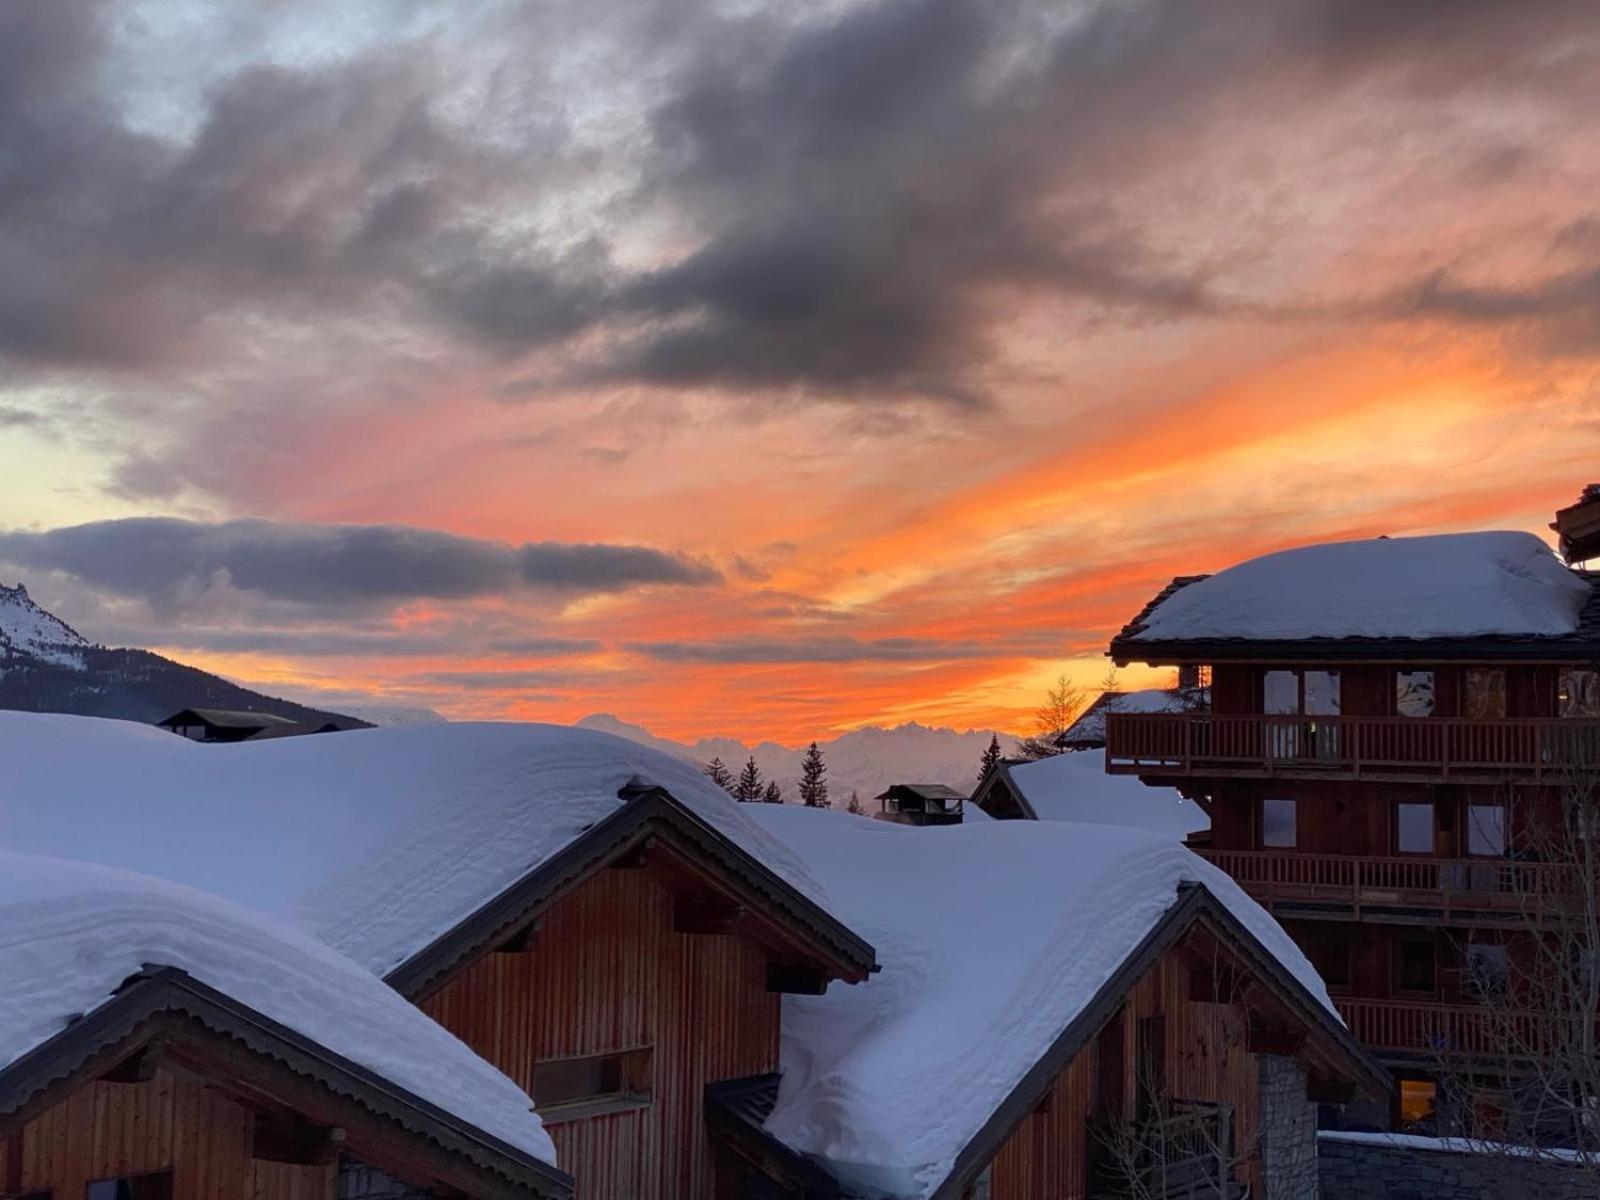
1263;669;1341;761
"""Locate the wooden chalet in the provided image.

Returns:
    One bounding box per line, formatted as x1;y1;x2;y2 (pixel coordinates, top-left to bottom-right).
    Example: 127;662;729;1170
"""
1103;517;1600;1124
0;858;571;1200
874;783;967;826
157;709;315;743
387;778;876;1200
711;808;1386;1200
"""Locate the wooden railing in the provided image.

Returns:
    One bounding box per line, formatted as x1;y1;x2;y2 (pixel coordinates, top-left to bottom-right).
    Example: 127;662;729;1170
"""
1193;849;1551;922
1337;998;1545;1059
1105;713;1600;781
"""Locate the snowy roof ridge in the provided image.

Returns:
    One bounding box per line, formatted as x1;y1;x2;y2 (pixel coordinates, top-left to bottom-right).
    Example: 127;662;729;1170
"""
985;750;1209;837
1114;531;1596;652
738;808;1377;1199
0;849;563;1176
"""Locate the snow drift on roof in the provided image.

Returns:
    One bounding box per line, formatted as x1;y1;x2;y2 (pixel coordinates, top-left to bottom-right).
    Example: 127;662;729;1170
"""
743;807;1330;1198
1132;532;1590;642
0;713;838;977
1008;751;1209;837
1063;687;1206;744
0;849;555;1165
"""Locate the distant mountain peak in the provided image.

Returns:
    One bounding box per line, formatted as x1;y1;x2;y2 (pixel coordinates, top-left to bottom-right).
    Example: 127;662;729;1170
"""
0;582;90;670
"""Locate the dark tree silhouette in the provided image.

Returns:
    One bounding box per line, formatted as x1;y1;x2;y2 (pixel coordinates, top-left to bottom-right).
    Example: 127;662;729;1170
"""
703;756;735;794
734;756;765;803
799;741;829;807
762;780;784;804
847;790;865;815
978;733;1003;783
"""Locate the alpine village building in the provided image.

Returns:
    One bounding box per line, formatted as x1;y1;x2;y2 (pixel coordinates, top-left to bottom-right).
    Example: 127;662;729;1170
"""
0;716;1379;1200
1103;491;1600;1130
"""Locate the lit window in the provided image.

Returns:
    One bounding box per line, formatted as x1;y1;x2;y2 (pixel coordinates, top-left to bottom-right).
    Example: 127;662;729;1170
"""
85;1173;172;1200
1396;802;1434;854
1399;1079;1437;1126
1464;669;1507;720
1262;798;1297;848
533;1048;652;1117
1468;805;1506;857
1560;669;1600;718
1397;671;1435;717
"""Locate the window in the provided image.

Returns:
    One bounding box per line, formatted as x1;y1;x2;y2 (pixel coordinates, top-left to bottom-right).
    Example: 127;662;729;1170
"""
1398;1079;1437;1127
1396;802;1434;854
1464;669;1507;720
1262;798;1297;849
532;1048;651;1118
1264;670;1299;715
1467;804;1506;857
1466;944;1509;999
1561;669;1600;718
1396;671;1435;717
1398;938;1437;994
85;1174;172;1200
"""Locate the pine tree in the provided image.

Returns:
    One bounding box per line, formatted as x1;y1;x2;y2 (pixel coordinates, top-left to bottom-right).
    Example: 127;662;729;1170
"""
703;756;735;794
762;780;784;804
846;790;865;815
977;733;1003;783
734;756;765;803
798;741;829;807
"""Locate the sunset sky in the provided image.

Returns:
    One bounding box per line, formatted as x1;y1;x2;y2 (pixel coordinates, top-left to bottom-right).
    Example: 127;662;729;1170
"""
1;0;1598;742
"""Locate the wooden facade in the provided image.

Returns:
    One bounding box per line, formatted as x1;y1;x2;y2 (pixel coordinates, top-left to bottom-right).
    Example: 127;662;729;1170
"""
1105;618;1600;1092
982;936;1299;1199
421;860;786;1200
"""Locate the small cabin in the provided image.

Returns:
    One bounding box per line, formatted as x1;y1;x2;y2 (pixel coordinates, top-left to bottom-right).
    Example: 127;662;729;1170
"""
875;783;967;826
158;708;312;742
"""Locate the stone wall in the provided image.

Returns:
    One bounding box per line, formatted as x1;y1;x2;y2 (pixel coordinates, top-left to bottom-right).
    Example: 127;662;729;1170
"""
1317;1134;1600;1200
1258;1054;1318;1200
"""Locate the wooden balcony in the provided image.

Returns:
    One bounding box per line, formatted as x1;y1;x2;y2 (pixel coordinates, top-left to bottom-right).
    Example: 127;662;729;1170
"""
1193;849;1549;926
1337;998;1543;1062
1106;712;1600;783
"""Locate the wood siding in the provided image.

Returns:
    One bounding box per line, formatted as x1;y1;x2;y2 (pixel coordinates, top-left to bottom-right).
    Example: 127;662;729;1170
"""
0;1070;334;1200
421;864;782;1200
986;946;1265;1200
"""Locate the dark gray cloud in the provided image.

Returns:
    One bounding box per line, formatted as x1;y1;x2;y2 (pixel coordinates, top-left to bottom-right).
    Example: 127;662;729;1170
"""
121;628;603;659
0;0;1595;420
1396;264;1600;354
626;634;1058;664
0;518;719;611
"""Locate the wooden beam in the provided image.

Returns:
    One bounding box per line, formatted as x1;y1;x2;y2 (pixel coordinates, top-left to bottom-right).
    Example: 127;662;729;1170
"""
99;1041;168;1084
608;845;649;870
765;962;829;996
494;922;539;954
673;897;744;936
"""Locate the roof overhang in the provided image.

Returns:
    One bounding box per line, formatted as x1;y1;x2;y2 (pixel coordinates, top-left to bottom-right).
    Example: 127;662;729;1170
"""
385;787;877;1001
0;966;573;1200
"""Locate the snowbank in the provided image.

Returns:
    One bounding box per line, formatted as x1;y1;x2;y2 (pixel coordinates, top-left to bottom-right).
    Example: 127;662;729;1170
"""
1007;750;1209;837
0;713;838;977
0;850;555;1164
743;807;1329;1198
1133;532;1590;641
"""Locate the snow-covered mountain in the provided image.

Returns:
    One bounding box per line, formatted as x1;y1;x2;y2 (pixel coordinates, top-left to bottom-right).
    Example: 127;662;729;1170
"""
576;713;1022;804
0;581;363;729
0;583;89;670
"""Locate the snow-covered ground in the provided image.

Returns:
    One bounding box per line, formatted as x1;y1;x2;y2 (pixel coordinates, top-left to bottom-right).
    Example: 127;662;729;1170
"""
744;805;1331;1199
0;848;555;1164
1133;531;1590;641
0;712;840;978
0;582;88;669
1004;750;1209;837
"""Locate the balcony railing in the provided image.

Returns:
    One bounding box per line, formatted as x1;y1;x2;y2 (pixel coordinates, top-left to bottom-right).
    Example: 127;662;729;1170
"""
1338;998;1544;1060
1106;713;1600;781
1193;848;1552;923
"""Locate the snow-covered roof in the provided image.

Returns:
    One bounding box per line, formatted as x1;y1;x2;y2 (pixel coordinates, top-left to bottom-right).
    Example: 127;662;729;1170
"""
1004;750;1209;837
0;849;556;1166
0;713;840;978
1128;532;1591;643
1061;687;1206;745
741;807;1332;1198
